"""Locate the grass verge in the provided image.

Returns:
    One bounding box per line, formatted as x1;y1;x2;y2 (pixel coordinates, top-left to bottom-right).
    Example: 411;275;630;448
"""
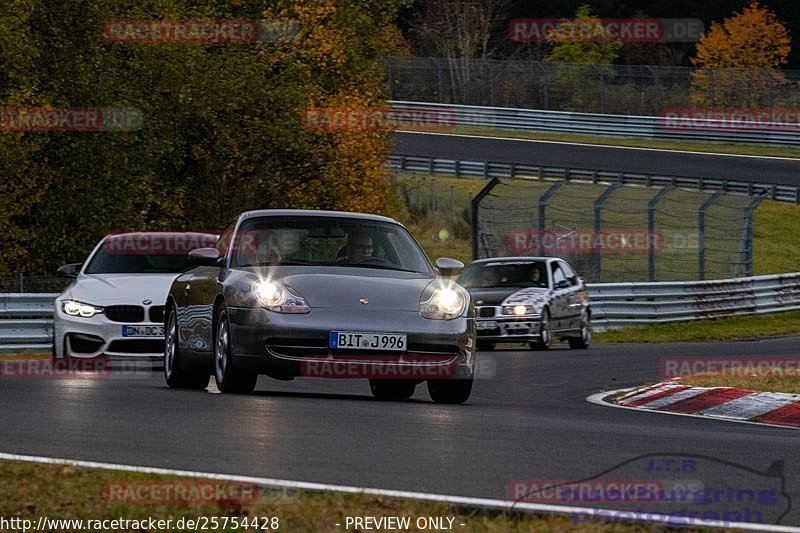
0;460;680;532
678;373;800;395
593;310;800;344
414;126;800;159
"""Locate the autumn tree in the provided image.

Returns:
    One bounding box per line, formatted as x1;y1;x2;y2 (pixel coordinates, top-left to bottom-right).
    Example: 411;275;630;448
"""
690;2;791;108
545;5;622;112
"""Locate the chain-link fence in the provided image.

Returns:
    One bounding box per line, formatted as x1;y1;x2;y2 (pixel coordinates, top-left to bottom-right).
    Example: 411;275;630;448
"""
385;57;800;115
473;177;761;282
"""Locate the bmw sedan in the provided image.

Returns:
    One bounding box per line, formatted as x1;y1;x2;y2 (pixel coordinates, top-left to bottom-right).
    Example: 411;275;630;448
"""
457;257;591;351
164;210;476;403
54;232;218;361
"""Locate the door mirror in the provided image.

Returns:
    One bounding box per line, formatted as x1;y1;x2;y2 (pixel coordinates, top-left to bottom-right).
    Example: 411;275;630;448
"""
57;263;82;278
435;257;464;277
555;279;570;290
188;247;223;267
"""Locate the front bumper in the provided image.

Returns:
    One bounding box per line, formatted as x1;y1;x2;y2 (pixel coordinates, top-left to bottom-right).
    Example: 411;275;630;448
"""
227;306;476;379
53;305;164;361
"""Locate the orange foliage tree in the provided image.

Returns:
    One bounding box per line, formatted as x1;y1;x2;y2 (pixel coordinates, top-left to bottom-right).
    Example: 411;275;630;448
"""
690;2;792;108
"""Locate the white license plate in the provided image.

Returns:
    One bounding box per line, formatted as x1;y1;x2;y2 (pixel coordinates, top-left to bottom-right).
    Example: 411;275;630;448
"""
477;321;498;330
122;325;164;337
329;331;407;351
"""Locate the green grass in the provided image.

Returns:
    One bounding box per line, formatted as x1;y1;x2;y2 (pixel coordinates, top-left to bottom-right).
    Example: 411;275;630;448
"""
435;125;800;159
0;459;682;532
754;200;800;274
593;310;800;343
679;373;800;395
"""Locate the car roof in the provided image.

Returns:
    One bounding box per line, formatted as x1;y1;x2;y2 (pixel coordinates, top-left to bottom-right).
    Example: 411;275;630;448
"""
104;231;218;239
471;256;557;264
238;209;400;225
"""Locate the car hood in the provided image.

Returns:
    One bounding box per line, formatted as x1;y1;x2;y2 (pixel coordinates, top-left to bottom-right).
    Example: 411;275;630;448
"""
467;287;519;306
279;271;435;311
60;273;180;305
502;287;552;310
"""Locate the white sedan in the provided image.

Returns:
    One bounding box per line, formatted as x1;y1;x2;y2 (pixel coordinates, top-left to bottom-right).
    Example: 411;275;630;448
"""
54;232;217;360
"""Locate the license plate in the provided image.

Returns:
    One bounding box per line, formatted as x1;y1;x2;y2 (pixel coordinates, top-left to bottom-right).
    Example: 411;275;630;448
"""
477;320;498;330
122;325;164;337
329;331;407;351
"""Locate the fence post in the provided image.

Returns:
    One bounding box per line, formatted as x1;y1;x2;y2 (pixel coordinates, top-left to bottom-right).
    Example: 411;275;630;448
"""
471;178;501;260
734;194;765;278
538;181;565;255
647;186;672;281
593;181;623;281
698;191;723;280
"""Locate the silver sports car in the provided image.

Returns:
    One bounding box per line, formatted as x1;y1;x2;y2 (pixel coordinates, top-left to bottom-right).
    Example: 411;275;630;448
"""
164;210;476;403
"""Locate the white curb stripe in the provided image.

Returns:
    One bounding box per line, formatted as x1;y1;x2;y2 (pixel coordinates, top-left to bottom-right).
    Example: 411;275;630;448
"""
700;392;800;420
617;383;683;405
1;451;799;532
637;387;711;409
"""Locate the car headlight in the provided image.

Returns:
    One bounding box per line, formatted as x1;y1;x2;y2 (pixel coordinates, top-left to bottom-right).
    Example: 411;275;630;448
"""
420;281;467;320
253;281;310;314
503;304;529;316
62;300;103;318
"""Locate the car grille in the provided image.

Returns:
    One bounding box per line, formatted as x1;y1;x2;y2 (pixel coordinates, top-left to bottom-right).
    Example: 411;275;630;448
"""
265;339;459;358
105;305;144;323
478;307;496;318
67;333;104;354
107;339;164;354
149;306;165;323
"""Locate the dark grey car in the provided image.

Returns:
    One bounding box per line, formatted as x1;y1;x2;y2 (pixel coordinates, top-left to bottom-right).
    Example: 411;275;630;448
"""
163;210;476;403
457;257;591;351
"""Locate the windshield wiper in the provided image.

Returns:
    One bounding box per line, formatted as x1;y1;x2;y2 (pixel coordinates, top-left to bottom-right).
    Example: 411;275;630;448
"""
337;263;421;273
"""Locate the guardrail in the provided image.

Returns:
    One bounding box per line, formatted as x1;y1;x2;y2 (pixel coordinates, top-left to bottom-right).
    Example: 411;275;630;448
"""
0;293;57;353
2;275;799;351
389;101;800;146
387;154;800;204
587;272;800;331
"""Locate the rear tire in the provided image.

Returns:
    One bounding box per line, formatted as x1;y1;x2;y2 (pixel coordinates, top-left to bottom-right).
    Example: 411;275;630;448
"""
164;306;209;390
369;379;416;400
530;309;552;351
214;306;257;394
427;377;473;404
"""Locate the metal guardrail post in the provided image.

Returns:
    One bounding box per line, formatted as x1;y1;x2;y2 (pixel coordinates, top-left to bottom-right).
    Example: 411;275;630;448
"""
593;181;623;281
698;191;723;281
471;177;501;260
648;186;673;282
735;194;766;277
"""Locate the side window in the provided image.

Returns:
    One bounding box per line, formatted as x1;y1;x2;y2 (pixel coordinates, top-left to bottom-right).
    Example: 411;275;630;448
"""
551;263;567;287
560;261;578;285
215;220;237;259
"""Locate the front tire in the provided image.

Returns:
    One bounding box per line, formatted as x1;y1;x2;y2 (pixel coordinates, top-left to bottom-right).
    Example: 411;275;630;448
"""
427;377;473;404
214;306;257;394
369;379;416;400
164;306;209;390
569;317;591;349
530;309;552;351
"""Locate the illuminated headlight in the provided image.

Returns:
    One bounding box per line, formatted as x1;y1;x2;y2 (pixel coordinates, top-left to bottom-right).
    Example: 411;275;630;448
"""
253;281;310;314
512;305;527;316
503;305;530;316
62;300;103;318
420;281;467;320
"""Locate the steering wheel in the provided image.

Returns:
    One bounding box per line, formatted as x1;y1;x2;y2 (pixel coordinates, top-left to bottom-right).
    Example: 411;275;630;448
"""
357;256;391;266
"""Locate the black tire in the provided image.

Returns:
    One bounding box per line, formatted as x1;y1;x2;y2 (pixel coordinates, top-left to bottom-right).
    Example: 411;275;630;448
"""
427;377;473;404
530;309;552;351
569;317;591;350
214;306;257;394
369;379;416;400
476;340;495;352
164;306;209;390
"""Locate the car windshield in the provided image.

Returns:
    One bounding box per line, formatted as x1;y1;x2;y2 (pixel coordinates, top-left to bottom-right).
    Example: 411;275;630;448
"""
458;261;549;289
84;233;217;274
230;216;433;275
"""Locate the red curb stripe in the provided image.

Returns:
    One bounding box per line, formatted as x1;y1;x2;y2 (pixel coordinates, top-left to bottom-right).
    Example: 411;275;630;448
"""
623;385;689;407
658;388;753;414
757;401;800;428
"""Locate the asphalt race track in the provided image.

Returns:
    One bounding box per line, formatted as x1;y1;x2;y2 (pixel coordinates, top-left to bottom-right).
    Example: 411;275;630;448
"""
392;132;800;186
0;338;797;525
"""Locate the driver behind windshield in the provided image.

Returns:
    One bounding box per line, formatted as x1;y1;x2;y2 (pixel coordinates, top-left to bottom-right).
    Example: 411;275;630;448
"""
338;229;375;264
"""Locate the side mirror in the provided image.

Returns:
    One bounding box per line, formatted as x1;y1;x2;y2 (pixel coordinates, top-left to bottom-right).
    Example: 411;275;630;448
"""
188;247;223;267
435;257;464;277
555;279;570;290
57;263;82;278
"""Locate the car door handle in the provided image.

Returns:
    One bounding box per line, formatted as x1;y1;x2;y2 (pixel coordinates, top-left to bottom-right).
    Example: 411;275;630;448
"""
184;283;191;295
